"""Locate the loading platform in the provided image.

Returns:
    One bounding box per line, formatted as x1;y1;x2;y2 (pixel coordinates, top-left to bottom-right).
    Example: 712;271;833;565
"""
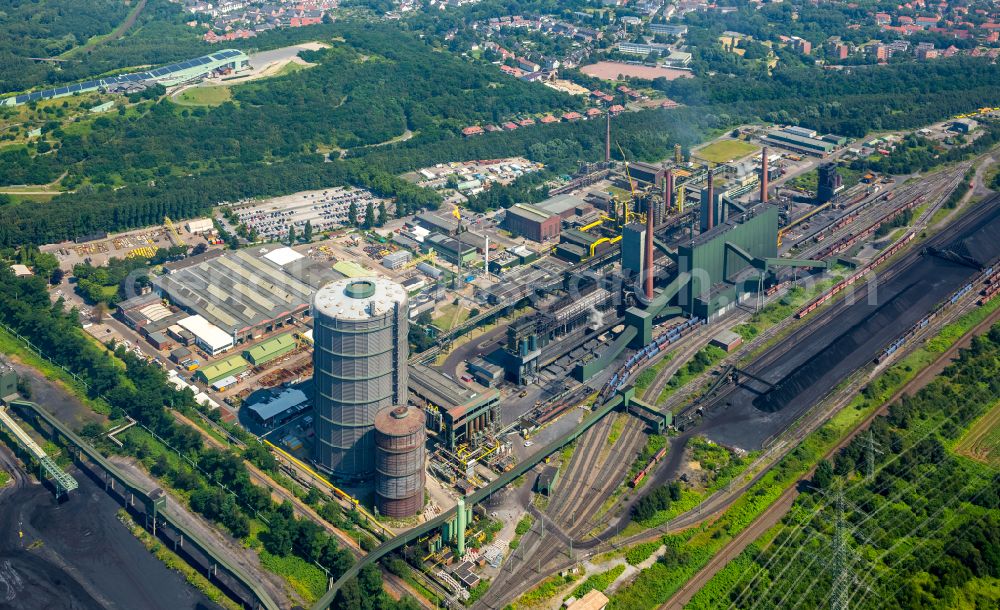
0;405;78;497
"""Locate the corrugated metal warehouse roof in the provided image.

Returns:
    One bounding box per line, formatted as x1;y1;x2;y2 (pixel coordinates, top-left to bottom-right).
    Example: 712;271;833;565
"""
154;246;339;333
195;355;249;384
242;332;297;365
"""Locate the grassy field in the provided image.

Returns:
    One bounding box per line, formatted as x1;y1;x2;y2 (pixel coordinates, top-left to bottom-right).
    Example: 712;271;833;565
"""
432;303;469;331
694;139;759;164
955;399;1000;467
173;86;233;107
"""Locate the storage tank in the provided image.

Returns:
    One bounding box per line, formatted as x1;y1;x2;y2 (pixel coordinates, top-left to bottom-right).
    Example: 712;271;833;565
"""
313;278;408;478
374;405;426;518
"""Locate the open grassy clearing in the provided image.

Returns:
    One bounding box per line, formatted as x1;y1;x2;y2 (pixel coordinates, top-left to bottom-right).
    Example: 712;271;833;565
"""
173;86;233;107
432;303;470;331
694;139;759;164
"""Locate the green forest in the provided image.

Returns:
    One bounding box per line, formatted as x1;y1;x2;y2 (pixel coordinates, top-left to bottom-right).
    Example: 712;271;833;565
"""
688;327;1000;609
0;8;999;251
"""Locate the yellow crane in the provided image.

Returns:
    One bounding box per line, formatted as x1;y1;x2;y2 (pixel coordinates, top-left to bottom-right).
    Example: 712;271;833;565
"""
164;216;185;247
403;250;437;269
616;142;639;225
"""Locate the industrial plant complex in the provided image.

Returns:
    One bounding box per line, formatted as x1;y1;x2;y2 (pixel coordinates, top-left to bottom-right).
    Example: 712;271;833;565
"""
11;104;1000;610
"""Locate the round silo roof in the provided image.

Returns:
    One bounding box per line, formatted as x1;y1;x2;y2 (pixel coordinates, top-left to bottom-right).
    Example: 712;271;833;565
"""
313;276;406;321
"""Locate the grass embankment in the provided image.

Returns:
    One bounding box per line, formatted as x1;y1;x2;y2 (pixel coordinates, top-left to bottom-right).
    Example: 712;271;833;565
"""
514;572;582;609
624;541;661;566
635;353;673;399
606;413;627;446
0;325;112;415
117;509;242;610
572;564;626;598
509;515;534;551
655;345;727;406
606;298;1000;609
259;549;327;601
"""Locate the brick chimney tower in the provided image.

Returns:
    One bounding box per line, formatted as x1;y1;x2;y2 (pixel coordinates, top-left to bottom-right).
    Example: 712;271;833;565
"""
646;192;655;300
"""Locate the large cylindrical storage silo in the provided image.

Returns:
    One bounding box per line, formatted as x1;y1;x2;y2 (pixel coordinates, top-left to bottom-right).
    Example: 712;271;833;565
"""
374;405;426;518
313;278;408;479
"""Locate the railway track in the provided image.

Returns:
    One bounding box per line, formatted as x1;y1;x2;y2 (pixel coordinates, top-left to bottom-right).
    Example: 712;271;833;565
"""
475;185;1000;610
477;416;646;609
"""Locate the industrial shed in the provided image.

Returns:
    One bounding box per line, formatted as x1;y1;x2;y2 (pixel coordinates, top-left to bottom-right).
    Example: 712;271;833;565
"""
242;332;297;366
195;355;249;385
178;314;234;356
1;49;249;107
154;246;339;343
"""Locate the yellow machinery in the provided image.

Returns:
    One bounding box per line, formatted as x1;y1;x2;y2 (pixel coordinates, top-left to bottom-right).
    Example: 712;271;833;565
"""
164;216;185;247
403;250;437;269
589;234;622;257
777;200;836;246
579;215;616;232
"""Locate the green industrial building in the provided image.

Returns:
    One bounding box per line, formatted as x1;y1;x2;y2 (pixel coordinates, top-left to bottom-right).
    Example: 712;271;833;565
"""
243;332;297;366
677;204;779;321
426;233;478;266
195;355;249;385
764;130;835;156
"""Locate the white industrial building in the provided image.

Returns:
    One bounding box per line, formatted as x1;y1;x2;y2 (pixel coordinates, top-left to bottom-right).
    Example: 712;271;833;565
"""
185;218;216;234
178;314;234;356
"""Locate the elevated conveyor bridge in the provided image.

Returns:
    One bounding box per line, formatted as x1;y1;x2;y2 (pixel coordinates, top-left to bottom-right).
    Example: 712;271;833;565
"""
8;400;278;610
0;404;78;497
312;392;627;610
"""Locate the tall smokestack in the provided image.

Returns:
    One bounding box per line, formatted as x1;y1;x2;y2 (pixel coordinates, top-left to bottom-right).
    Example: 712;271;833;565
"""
707;168;715;230
760;147;769;203
645;191;655;300
665;170;673;216
605;113;611;164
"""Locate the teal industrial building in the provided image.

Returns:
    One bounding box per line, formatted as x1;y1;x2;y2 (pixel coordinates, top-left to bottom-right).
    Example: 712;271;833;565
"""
677;204;780;320
1;49;249;107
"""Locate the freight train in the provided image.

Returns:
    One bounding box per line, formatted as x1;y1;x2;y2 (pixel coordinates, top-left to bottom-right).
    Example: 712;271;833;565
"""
630;446;668;487
797;232;916;319
813;195;922;260
597;317;701;404
875;266;995;363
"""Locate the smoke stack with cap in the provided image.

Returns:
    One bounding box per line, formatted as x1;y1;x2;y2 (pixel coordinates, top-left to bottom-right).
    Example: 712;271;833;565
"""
707;168;715;230
646;190;655;300
760;147;769;203
605;113;611;164
665;170;674;216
